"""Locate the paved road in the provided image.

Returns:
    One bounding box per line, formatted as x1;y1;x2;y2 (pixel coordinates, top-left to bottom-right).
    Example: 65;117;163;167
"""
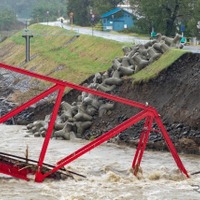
183;45;200;53
44;21;200;53
46;21;149;44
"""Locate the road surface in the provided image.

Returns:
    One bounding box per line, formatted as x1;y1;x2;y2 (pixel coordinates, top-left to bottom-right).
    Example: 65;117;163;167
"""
44;21;149;44
43;21;200;53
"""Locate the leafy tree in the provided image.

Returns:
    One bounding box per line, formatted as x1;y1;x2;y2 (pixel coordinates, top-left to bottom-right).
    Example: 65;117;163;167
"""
90;0;123;16
0;0;67;30
15;0;37;18
0;8;17;31
67;0;91;26
66;0;123;26
130;0;200;36
185;0;200;37
31;0;67;23
0;0;37;18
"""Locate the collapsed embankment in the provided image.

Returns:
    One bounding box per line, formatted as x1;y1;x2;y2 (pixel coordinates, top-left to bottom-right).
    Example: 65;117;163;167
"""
115;52;200;128
0;25;200;154
82;52;200;154
1;52;199;154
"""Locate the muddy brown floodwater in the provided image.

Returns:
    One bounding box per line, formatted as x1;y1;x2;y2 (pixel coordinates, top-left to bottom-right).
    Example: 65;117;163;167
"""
0;125;200;200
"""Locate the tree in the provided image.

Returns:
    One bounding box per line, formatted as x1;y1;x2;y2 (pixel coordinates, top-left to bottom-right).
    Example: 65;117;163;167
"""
67;0;90;26
186;0;200;37
31;0;67;23
15;0;37;18
66;0;123;26
90;0;122;16
0;0;37;18
0;8;17;31
130;0;200;36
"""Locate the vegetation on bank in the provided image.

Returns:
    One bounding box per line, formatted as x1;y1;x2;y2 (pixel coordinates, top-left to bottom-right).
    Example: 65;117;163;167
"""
131;49;187;84
0;24;187;99
1;24;125;85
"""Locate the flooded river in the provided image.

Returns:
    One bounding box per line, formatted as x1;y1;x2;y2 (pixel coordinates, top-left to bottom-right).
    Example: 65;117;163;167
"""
0;125;200;200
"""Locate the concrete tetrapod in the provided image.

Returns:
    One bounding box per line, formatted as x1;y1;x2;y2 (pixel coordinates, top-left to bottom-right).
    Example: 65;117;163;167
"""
54;122;75;140
26;33;185;140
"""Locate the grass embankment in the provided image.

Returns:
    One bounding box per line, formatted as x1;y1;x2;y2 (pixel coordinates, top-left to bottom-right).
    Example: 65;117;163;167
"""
0;24;187;101
0;24;125;85
131;49;187;84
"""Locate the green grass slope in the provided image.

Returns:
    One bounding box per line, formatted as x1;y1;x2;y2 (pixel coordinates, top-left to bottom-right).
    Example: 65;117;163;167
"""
0;24;125;85
0;24;187;97
132;49;187;84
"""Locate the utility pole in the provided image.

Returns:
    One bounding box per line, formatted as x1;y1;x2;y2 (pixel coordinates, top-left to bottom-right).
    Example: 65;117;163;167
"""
89;7;95;37
46;11;49;25
69;12;74;30
22;29;33;63
91;14;95;36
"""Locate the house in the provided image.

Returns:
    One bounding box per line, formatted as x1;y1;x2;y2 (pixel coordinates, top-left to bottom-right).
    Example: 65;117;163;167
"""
101;7;134;31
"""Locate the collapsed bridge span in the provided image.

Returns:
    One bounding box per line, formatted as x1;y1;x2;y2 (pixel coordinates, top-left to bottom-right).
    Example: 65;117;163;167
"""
0;62;189;182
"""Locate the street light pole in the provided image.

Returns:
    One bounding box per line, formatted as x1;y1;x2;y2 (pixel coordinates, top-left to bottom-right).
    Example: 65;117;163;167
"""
46;11;49;25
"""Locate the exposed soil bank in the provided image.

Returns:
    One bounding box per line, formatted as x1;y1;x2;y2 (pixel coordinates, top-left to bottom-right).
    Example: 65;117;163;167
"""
84;52;200;154
1;53;200;154
115;52;200;129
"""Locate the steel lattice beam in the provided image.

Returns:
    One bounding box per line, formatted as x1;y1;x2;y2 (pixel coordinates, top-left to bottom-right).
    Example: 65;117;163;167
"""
0;62;189;182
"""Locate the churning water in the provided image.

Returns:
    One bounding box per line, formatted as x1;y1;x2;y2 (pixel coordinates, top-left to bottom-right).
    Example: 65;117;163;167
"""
0;125;200;200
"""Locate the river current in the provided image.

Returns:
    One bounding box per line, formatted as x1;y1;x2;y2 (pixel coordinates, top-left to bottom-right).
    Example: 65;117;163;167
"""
0;125;199;200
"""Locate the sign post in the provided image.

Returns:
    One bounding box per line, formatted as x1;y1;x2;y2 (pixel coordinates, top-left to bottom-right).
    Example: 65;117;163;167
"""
180;24;185;36
180;24;186;44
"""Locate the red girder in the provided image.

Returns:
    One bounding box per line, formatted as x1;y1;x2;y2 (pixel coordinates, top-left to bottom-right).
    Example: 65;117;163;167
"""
0;84;60;123
0;62;147;110
0;161;34;181
0;62;189;182
40;109;149;180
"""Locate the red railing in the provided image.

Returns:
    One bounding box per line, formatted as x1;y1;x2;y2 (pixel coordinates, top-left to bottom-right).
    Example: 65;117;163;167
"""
0;62;189;182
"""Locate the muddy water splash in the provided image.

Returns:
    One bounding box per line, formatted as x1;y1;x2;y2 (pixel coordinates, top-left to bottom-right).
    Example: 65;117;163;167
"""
0;125;200;200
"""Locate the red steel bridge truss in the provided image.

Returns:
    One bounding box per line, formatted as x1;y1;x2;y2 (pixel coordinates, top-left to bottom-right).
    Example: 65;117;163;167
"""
0;62;189;182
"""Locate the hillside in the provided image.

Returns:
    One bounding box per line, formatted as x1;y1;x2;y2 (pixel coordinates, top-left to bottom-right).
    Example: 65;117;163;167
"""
0;25;200;154
0;24;125;103
62;52;200;154
20;51;200;154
